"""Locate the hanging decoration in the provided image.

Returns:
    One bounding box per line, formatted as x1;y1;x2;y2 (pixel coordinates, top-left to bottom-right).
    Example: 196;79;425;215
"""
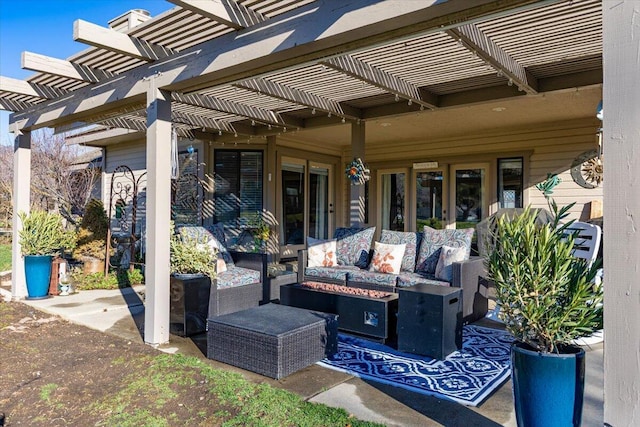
345;158;370;185
170;126;179;179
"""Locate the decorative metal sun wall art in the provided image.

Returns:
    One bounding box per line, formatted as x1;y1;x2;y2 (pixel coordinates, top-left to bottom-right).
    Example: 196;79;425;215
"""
570;149;603;189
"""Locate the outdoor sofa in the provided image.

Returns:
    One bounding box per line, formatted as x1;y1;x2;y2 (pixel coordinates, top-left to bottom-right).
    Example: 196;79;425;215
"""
297;227;489;323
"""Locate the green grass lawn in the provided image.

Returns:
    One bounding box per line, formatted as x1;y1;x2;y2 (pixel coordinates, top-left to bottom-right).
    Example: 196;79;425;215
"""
0;244;11;271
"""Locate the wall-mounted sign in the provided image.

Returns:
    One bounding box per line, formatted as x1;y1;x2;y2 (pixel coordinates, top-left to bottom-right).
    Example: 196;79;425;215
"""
413;161;438;169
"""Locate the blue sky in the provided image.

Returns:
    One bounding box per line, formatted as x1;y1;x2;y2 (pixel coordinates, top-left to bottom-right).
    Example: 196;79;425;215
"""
0;0;171;146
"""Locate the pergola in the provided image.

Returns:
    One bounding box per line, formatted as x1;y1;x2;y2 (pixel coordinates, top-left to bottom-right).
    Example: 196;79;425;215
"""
1;1;638;423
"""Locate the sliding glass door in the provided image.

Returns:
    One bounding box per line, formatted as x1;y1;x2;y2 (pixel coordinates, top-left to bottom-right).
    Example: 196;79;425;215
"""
378;169;408;231
281;158;333;256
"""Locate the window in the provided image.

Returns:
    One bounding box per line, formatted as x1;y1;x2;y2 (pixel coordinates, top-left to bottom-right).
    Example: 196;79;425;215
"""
379;171;406;231
214;150;263;227
498;158;523;209
282;161;305;245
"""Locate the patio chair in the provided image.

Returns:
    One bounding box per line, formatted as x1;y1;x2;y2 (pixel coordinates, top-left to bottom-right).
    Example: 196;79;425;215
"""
563;221;602;269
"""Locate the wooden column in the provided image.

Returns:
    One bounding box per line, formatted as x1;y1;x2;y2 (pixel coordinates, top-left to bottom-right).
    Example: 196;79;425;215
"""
349;121;366;226
265;135;278;259
144;84;172;346
603;0;640;424
11;131;31;300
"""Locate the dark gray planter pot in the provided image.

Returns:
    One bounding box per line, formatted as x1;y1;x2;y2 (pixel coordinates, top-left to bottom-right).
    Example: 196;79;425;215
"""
169;273;211;337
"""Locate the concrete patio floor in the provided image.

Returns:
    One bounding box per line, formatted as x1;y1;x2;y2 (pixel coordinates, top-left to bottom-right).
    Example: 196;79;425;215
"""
1;284;604;427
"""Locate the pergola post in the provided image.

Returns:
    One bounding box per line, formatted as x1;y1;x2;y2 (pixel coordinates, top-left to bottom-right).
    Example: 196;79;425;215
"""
349;121;366;226
144;84;172;346
11;131;31;300
603;0;640;423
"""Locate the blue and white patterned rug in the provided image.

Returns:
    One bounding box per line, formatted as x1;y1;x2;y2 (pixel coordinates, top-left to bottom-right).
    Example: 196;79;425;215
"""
317;325;514;406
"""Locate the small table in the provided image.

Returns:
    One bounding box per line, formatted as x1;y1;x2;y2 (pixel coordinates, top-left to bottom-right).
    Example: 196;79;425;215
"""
397;283;462;359
207;304;338;379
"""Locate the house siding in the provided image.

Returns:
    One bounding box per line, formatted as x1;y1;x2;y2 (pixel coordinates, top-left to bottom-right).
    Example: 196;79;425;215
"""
341;119;602;227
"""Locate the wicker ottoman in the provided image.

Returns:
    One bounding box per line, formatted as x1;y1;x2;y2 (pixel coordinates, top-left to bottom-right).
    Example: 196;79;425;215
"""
207;303;338;379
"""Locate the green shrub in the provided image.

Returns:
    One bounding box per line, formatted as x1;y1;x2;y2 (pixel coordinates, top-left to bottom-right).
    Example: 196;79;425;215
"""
170;225;216;278
19;210;76;256
79;199;109;242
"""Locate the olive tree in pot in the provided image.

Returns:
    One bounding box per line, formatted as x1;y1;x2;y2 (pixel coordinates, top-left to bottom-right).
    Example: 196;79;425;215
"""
19;210;76;299
169;226;217;337
484;180;602;427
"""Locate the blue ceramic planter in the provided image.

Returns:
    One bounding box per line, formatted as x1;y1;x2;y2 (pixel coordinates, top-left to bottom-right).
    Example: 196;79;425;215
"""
511;342;585;427
24;255;53;299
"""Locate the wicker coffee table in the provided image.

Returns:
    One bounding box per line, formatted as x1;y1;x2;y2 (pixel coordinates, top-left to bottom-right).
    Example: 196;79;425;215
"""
207;303;338;379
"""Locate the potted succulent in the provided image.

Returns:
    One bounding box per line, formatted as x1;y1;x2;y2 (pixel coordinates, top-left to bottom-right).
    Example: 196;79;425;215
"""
18;210;76;299
484;177;602;427
169;226;217;336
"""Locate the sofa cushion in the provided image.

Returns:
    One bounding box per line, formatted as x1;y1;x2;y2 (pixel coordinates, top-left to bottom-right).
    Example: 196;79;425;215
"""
307;237;337;267
397;272;451;288
304;265;358;283
334;226;375;268
217;266;260;289
177;225;234;267
379;230;419;272
435;245;468;282
415;227;474;274
348;269;398;287
368;241;405;274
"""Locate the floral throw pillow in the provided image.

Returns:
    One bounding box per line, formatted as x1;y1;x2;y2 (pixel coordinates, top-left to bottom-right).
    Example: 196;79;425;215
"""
307;237;337;268
334;226;376;268
368;242;406;274
380;230;419;272
435;245;468;282
416;227;474;275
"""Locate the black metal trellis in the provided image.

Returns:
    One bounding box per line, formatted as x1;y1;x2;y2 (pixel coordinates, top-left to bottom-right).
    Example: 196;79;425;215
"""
105;165;147;275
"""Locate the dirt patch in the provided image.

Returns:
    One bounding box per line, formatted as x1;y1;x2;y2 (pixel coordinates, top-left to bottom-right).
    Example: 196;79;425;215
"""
0;300;230;426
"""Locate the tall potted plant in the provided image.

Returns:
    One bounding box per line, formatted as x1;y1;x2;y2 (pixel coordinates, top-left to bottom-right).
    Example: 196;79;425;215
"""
19;210;76;299
169;226;217;336
484;177;602;427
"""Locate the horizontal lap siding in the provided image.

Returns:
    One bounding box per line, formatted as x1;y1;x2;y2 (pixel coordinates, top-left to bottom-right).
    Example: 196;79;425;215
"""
342;119;602;224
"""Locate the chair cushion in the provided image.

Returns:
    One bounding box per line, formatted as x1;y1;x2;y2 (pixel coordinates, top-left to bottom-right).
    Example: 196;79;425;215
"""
435;245;468;281
397;272;451;288
415;227;474;274
368;241;405;274
333;226;375;268
379;230;419;272
348;269;398;287
307;237;337;267
216;266;260;289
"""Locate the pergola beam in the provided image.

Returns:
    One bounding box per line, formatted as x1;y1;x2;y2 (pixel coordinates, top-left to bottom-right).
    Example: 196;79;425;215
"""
21;51;113;83
447;23;537;94
73;19;175;61
0;75;68;99
12;0;542;130
234;78;361;121
172;92;302;128
321;56;438;109
167;0;267;29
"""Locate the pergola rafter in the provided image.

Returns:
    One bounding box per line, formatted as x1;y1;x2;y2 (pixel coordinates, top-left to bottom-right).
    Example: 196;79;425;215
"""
320;56;438;109
0;76;68;99
167;0;268;29
234;78;361;121
446;23;538;94
73;19;175;61
21;51;114;83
